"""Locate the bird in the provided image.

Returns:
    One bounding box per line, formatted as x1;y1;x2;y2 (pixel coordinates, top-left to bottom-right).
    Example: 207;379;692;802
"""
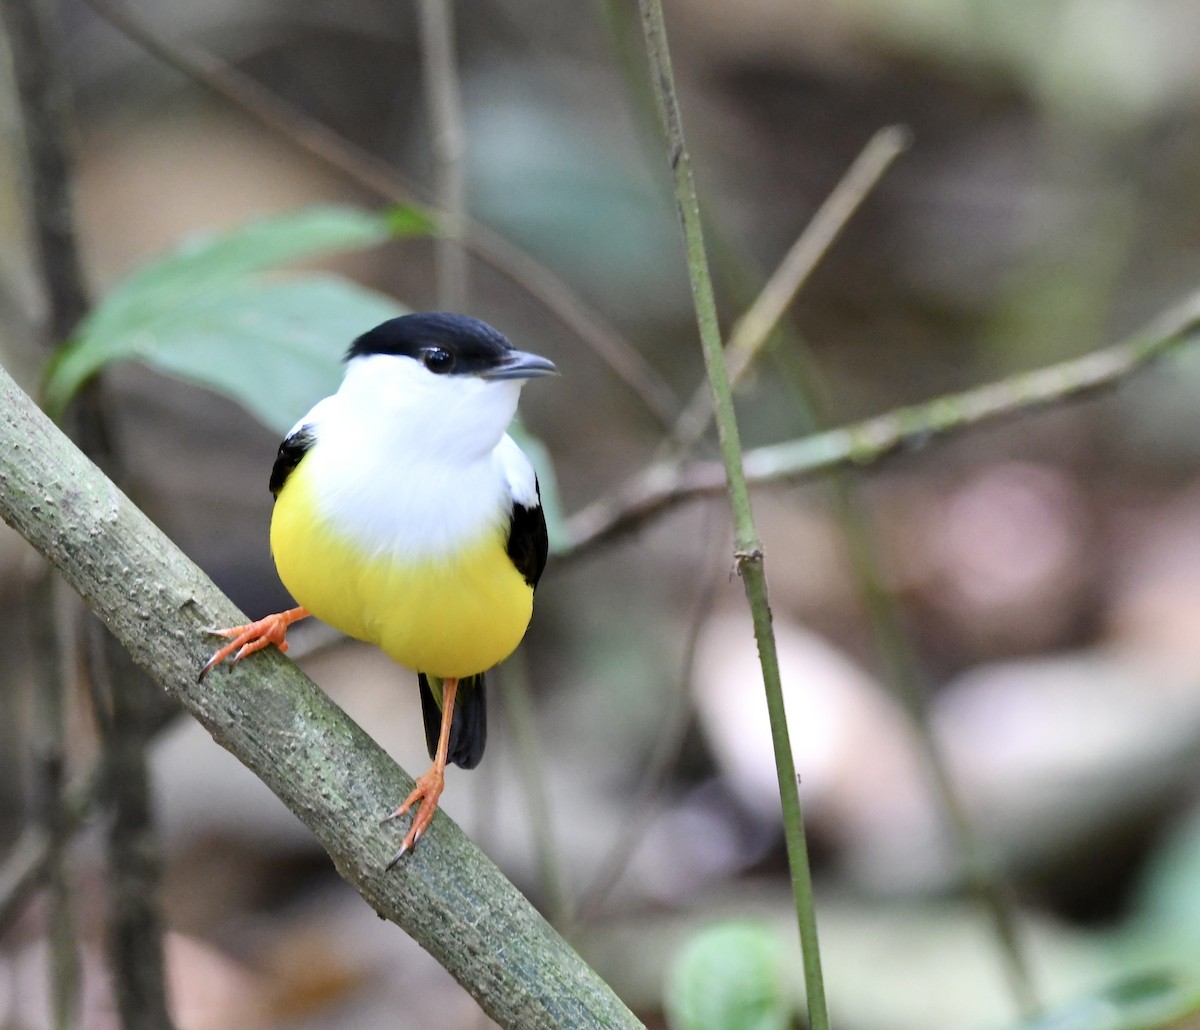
199;312;556;863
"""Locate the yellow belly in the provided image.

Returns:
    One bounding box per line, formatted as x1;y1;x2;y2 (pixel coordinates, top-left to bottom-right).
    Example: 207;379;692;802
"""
270;464;533;678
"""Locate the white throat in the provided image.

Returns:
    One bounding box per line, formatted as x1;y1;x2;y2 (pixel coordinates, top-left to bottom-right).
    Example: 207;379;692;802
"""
298;354;534;559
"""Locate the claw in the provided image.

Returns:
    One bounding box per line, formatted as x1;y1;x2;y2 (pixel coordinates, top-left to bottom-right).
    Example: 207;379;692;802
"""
383;768;443;863
198;607;309;681
385;841;411;870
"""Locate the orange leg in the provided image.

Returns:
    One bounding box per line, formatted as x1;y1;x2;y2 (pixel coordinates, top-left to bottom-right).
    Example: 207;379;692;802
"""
384;676;459;866
198;607;310;681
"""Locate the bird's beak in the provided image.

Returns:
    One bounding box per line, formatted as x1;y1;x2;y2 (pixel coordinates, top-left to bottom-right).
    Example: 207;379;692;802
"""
481;350;559;381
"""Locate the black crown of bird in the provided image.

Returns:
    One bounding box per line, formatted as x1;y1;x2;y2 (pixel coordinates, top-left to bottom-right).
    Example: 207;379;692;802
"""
200;312;556;864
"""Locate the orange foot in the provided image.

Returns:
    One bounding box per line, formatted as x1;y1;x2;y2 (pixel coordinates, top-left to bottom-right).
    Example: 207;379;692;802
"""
198;606;310;681
382;765;446;867
382;676;459;867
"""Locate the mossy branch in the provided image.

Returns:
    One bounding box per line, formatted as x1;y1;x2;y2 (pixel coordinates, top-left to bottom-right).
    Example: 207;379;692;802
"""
0;362;641;1030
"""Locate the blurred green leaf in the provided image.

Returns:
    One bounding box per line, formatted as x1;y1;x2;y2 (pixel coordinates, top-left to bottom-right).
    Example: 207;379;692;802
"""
131;277;402;436
1127;808;1200;957
40;201;563;512
665;921;791;1030
42;205;415;425
1007;973;1200;1030
384;203;438;237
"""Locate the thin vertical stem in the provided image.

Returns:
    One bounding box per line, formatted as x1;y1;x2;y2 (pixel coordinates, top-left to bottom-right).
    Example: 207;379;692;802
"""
496;655;569;926
418;0;469;309
768;318;1041;1015
573;507;722;926
670;126;910;449
607;0;1036;1004
1;0;91;1021
92;631;176;1030
1;0;176;1025
636;2;830;1027
834;482;1039;1014
28;576;80;1030
0;0;89;343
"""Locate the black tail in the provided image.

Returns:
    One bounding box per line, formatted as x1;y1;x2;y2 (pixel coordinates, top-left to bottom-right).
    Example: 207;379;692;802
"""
418;672;487;770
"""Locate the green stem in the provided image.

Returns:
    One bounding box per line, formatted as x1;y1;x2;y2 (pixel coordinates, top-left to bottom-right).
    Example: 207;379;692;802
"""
635;2;830;1027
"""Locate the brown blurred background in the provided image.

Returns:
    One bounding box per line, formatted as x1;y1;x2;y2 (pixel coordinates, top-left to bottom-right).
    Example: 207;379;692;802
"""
5;0;1200;1027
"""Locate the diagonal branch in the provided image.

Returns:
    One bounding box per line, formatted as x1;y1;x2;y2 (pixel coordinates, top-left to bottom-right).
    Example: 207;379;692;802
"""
558;291;1200;562
0;362;640;1030
670;125;911;450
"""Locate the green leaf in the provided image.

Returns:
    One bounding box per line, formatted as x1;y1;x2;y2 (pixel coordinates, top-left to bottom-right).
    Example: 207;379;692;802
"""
1006;973;1200;1030
132;277;403;436
42;205;414;422
665;922;791;1030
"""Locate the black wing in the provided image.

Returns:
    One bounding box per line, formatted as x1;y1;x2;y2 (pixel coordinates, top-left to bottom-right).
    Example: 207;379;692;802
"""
506;477;548;589
268;426;315;498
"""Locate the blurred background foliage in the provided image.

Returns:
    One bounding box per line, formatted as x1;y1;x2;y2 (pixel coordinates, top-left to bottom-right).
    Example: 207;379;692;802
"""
5;0;1200;1027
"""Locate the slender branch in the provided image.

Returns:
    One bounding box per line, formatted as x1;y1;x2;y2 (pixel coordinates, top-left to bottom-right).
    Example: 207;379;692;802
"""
833;481;1041;1014
571;510;722;928
25;574;79;1030
3;0;180;1024
94;631;176;1030
670;125;911;449
0;0;89;343
418;0;468;309
0;765;104;937
496;654;569;927
0;363;640;1029
635;3;831;1028
78;0;679;427
0;829;53;932
2;0;93;1024
589;41;1016;988
557;290;1200;562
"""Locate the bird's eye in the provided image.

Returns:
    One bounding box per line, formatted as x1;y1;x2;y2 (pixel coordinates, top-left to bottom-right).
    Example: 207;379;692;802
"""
422;347;455;374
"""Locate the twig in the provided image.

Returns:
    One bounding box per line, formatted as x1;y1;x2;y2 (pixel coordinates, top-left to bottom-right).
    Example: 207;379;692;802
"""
417;0;468;309
1;0;94;1022
635;3;831;1027
571;508;722;927
0;765;105;938
670;125;911;449
0;0;88;343
94;631;176;1030
78;0;679;427
666;105;1034;1003
3;0;179;1024
557;290;1200;562
0;829;53;932
0;364;641;1029
832;481;1041;1014
25;575;80;1030
496;654;569;927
